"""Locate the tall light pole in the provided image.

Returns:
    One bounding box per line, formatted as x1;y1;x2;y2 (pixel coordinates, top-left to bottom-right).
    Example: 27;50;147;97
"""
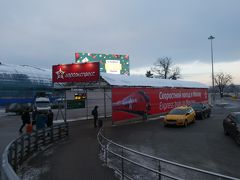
208;35;215;104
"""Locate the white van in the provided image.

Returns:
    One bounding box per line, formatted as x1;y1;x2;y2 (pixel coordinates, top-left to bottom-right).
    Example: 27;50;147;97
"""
34;97;51;113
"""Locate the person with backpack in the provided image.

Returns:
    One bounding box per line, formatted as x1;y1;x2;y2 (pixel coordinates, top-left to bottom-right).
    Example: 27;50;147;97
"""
92;106;98;128
19;109;30;133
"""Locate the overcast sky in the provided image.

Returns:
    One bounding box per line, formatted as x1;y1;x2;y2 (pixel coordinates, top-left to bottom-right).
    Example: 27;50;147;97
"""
1;0;240;85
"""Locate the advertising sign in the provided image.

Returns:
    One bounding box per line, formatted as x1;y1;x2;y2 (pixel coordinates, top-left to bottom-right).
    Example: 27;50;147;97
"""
52;62;99;83
75;52;130;75
112;87;208;122
67;100;85;109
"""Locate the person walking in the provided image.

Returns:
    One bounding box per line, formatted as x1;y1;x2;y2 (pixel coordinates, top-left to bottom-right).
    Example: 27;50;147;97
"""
92;106;98;128
19;109;30;133
35;111;47;130
47;110;54;128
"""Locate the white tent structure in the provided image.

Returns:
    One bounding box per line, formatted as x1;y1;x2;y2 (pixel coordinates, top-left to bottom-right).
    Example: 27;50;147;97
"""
53;70;208;123
100;73;207;89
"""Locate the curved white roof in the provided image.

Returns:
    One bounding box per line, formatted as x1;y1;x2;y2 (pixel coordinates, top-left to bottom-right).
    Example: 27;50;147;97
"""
0;63;51;83
101;73;208;89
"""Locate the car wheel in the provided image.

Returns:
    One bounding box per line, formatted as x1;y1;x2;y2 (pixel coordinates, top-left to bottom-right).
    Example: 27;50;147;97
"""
224;129;229;136
207;113;211;118
164;122;168;127
203;113;207;119
235;134;240;145
192;116;196;123
184;120;188;127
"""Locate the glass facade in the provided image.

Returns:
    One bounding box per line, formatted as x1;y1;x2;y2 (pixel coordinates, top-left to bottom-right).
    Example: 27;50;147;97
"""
0;63;52;106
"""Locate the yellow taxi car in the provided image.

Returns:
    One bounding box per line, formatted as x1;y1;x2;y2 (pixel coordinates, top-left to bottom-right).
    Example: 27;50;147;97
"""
164;106;196;127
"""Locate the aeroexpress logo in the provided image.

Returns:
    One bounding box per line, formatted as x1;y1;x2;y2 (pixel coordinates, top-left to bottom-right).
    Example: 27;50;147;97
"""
55;67;96;80
56;68;65;79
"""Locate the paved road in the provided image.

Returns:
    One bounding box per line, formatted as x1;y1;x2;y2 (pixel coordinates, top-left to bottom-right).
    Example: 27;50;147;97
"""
18;120;118;180
1;97;240;179
103;100;240;178
0;108;112;180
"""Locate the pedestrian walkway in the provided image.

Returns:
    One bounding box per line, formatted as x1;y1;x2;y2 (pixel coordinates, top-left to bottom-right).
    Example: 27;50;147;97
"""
20;119;117;180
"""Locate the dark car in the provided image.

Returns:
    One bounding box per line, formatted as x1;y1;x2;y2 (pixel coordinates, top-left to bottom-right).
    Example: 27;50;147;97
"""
5;103;33;115
223;112;240;145
191;103;211;119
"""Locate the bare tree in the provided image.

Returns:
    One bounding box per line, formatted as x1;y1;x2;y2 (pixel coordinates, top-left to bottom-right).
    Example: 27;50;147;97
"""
169;67;181;80
151;57;181;80
145;70;153;78
214;72;232;98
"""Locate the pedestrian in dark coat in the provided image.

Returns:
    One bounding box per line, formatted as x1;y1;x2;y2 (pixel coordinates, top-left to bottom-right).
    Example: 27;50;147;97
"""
47;110;54;127
35;111;47;130
92;106;98;128
19;110;30;133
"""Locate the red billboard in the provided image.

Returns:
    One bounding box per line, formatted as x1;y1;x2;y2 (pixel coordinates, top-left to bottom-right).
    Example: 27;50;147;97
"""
112;87;208;122
52;62;100;83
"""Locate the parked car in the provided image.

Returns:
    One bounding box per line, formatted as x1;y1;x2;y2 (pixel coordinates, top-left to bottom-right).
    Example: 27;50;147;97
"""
223;112;240;145
164;106;196;127
191;103;211;119
5;103;33;115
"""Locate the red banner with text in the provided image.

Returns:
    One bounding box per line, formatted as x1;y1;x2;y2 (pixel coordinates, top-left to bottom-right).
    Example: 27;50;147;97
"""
112;87;208;122
52;62;99;83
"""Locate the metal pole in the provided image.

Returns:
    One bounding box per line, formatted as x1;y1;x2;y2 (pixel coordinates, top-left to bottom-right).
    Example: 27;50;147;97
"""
86;89;88;120
64;90;67;123
158;160;162;180
104;88;106;119
105;144;107;165
121;147;124;180
208;35;215;104
211;39;215;103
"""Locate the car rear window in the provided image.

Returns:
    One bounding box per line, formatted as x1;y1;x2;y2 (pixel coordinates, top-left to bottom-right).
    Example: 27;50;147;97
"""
235;114;240;123
191;103;202;110
169;109;188;115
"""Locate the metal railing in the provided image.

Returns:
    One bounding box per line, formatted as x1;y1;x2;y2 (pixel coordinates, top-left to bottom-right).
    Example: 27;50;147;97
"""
97;128;239;180
1;123;69;180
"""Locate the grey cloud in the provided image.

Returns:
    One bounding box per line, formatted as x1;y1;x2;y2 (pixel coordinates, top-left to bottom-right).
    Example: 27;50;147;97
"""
0;0;240;69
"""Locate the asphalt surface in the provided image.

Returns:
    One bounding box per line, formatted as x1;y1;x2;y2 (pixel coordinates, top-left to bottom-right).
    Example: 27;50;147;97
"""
17;119;117;180
1;97;240;180
0;108;114;180
102;99;240;179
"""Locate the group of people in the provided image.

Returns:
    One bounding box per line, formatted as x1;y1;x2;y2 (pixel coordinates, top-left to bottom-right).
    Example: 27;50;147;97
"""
19;109;54;133
19;106;100;133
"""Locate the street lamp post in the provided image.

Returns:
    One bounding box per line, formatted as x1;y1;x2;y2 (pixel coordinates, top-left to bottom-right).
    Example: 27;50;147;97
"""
208;35;215;104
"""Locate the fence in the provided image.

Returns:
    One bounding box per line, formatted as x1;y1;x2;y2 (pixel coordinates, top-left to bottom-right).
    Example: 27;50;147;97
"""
1;123;69;180
97;129;239;180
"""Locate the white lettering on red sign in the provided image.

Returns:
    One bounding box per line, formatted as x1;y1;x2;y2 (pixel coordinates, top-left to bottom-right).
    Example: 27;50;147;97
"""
159;92;182;100
65;72;96;78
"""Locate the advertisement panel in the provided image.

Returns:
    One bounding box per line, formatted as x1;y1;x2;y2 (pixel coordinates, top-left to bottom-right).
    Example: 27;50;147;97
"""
75;52;130;75
112;87;208;122
52;62;99;83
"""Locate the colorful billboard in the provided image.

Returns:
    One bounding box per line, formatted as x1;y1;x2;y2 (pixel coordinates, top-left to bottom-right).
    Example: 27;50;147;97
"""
75;52;129;75
52;62;100;83
112;87;208;122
